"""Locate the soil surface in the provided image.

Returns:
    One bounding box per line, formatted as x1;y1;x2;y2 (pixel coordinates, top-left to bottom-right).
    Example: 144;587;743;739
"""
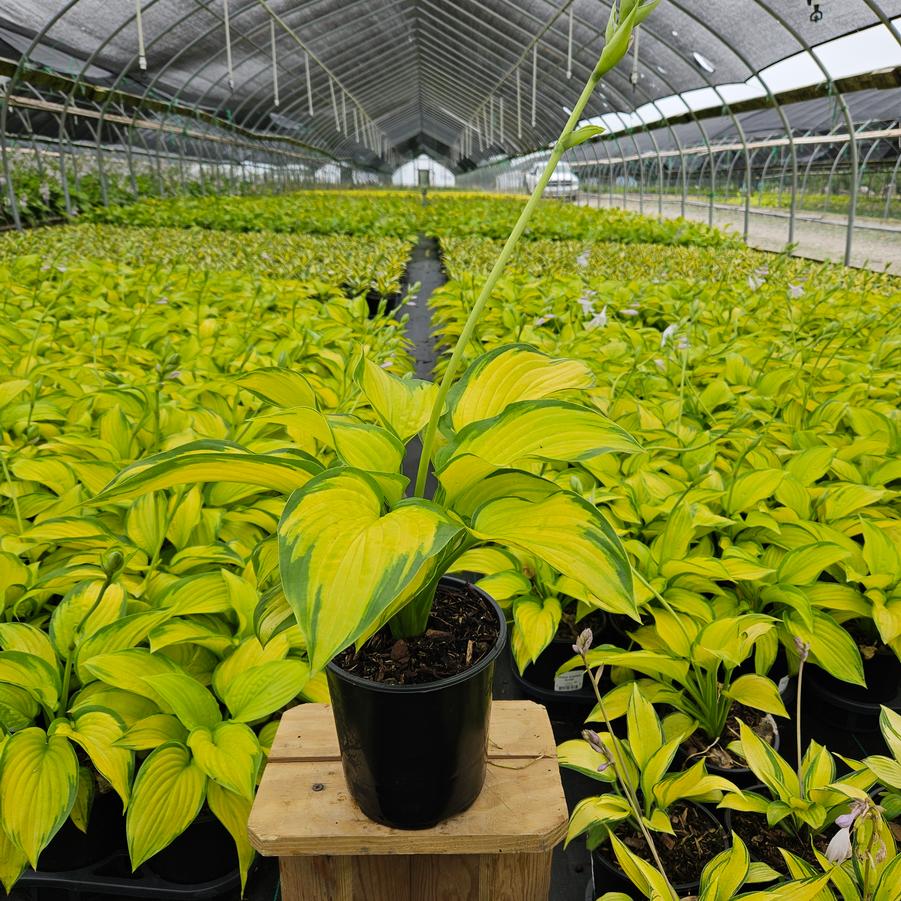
599;802;725;886
682;703;778;770
729;810;828;873
334;581;499;685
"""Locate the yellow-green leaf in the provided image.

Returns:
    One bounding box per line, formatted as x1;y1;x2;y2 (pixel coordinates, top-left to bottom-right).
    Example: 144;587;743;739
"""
278;468;470;671
126;743;206;869
0;728;78;867
512;596;562;671
237;368;317;409
471;491;636;618
0;623;57;670
221;659;310;722
357;357;438;441
187;722;261;799
116;714;188;751
206;782;255;895
142;673;221;730
0;651;60;711
724;674;788;718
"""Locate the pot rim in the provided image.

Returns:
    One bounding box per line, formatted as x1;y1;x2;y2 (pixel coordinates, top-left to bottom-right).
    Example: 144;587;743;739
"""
326;574;507;695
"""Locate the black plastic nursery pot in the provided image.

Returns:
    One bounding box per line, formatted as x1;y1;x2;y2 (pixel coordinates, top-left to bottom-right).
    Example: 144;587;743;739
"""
807;652;901;746
588;803;728;901
326;575;507;830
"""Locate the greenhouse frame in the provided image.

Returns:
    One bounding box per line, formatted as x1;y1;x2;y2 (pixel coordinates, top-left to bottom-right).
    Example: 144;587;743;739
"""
0;3;899;901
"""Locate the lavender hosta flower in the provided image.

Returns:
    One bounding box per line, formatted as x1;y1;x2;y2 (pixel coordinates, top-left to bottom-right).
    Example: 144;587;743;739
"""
577;292;596;317
835;798;869;830
576;250;590;268
789;283;804;299
620;308;639;317
573;628;593;656
660;323;678;347
826;827;852;864
585;305;608;330
166;370;182;380
654;358;666;371
407;300;417;307
793;637;810;663
380;359;394;369
676;335;690;351
534;313;557;327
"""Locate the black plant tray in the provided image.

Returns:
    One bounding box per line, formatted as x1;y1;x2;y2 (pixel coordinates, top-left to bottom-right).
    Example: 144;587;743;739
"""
11;854;277;901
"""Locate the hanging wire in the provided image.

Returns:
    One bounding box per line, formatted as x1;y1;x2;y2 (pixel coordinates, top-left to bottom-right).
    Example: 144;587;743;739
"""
353;106;359;142
270;19;279;107
341;91;347;132
531;44;538;127
223;0;234;90
489;95;494;145
630;25;640;90
135;0;147;71
329;78;340;130
516;69;522;139
500;97;505;144
567;5;573;79
305;51;313;116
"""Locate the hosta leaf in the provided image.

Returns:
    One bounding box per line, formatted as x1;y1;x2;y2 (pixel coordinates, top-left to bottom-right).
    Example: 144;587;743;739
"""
327;416;404;473
565;795;632;845
142;674;221;731
222;659;310;722
557;740;616;783
93;440;322;504
776;543;851;586
71;766;94;833
653;759;736;809
278;468;470;671
879;706;901;761
724;674;788;718
0;684;39;731
357;357;438;441
608;833;677;900
83;649;179;704
76;613;170;680
116;714;188;751
734;719;799;801
187;722;261;799
446;344;594;431
819;484;885;521
725;470;784;514
237;368;317;409
50;579;127;657
0;816;28;892
0;651;60;711
51;710;133;808
0;728;78;867
626;684;664;769
470;491;637;618
438;400;640;471
126;743;206;870
512;595;562;671
125;493;167;558
698;833;750;901
784;610;865;687
206;782;255;894
0;623;57;670
448;546;518;575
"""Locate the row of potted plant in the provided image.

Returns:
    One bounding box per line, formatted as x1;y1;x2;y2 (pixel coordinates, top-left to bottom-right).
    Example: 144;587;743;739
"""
0;251;417;891
0;225;415;303
87;188;735;248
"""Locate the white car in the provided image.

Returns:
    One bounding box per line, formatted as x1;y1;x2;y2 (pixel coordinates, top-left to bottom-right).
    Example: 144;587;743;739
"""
524;161;579;201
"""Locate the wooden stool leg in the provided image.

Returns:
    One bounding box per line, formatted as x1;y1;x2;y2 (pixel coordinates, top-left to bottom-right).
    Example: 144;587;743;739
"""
483;852;554;901
280;857;353;901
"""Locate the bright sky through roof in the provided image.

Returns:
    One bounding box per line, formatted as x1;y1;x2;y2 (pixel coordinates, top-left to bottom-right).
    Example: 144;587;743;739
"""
583;17;901;134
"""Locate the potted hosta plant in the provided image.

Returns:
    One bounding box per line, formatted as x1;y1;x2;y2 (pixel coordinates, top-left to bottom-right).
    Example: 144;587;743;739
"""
558;610;789;784
95;0;662;831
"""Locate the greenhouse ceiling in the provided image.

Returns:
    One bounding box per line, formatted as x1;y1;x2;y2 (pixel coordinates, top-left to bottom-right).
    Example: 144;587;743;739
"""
1;1;900;169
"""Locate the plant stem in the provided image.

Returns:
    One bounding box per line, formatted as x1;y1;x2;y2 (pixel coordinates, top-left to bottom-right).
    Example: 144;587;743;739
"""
581;650;675;894
796;655;805;797
413;56;614;498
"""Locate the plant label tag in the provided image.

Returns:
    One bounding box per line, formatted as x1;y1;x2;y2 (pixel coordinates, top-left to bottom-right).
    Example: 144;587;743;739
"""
777;675;790;695
554;670;585;692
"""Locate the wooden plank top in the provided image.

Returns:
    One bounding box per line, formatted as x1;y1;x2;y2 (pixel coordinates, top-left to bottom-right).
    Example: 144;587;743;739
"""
249;701;568;857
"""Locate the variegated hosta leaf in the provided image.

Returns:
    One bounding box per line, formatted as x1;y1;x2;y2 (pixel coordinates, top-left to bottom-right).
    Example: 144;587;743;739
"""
470;490;637;618
445;344;594;431
50;711;133;809
279;468;471;671
93;440;322;504
236;368;318;409
187;722;261;799
0;728;78;868
436;400;640;476
126;743;206;870
357;356;438;441
440;467;560;517
512;596;562;672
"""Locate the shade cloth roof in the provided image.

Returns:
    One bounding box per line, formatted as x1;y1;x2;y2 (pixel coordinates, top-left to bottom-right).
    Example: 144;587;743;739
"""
1;1;900;167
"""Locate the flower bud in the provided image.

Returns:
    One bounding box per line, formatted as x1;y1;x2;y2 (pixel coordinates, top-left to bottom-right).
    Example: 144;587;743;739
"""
573;628;593;656
793;637;810;663
100;548;125;580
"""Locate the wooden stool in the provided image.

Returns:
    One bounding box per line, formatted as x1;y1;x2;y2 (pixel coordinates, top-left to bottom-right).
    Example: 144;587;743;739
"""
248;700;568;901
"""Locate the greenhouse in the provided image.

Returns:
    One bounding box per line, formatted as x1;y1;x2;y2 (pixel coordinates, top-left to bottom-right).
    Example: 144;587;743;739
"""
0;2;898;900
